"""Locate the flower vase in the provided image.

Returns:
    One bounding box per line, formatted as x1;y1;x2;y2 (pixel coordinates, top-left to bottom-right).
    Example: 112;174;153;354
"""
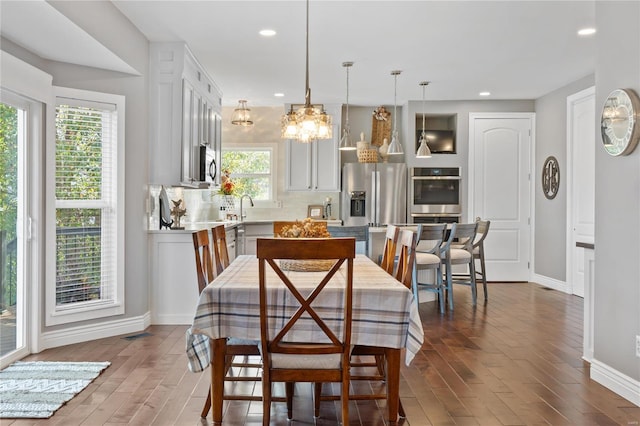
221;194;236;215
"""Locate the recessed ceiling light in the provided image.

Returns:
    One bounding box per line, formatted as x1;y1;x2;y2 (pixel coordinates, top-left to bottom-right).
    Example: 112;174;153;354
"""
274;93;284;97
259;29;276;37
479;92;491;97
578;27;596;36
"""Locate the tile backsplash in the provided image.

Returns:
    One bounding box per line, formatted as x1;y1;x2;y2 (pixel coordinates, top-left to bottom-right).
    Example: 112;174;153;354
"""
147;184;340;230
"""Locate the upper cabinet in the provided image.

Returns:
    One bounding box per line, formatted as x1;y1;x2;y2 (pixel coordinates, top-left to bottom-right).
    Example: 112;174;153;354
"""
285;104;341;192
149;42;222;186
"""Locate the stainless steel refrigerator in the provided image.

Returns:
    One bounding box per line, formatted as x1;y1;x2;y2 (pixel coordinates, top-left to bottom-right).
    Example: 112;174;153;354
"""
341;163;407;226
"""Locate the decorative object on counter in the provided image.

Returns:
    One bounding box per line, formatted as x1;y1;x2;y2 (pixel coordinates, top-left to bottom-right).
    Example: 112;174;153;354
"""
356;132;379;163
600;88;640;156
274;218;332;271
379;138;390;162
220;169;235;195
170;199;186;230
218;168;237;215
307;204;324;219
416;81;433;158
339;61;356;150
371;106;391;147
387;70;404;155
159;186;173;230
230;99;253;126
542;156;560;199
324;196;332;219
280;0;332;143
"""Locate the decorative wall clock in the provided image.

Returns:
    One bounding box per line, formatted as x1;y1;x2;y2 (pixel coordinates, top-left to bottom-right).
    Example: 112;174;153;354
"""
542;156;560;200
601;88;640;156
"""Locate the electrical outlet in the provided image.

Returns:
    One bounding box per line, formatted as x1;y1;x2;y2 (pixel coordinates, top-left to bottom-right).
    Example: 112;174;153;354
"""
636;335;640;358
276;200;283;208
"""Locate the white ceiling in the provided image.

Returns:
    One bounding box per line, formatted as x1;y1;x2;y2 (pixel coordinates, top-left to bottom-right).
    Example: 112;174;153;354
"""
0;0;139;75
1;1;596;107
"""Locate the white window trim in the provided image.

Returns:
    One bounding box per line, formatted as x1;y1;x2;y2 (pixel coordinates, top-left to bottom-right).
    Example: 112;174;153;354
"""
222;143;278;208
45;86;125;326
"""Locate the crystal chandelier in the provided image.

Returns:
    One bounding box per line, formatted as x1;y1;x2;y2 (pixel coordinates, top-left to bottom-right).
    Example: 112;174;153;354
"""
416;82;432;158
281;0;332;143
231;100;253;126
339;61;355;150
386;70;404;155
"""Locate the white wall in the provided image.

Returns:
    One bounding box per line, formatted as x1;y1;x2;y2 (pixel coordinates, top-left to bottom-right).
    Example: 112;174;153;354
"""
534;75;595;281
592;1;640;391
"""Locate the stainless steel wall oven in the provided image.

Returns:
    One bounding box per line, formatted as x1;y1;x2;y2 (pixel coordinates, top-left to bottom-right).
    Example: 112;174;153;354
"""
409;167;461;223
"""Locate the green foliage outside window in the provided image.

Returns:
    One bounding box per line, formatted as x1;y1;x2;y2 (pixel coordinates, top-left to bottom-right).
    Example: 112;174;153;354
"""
55;105;105;304
222;149;272;200
0;103;18;308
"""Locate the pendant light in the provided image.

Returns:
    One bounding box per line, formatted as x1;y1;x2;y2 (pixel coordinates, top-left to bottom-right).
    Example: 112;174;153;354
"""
280;0;332;143
416;82;432;158
231;100;253;126
386;70;404;155
339;61;356;150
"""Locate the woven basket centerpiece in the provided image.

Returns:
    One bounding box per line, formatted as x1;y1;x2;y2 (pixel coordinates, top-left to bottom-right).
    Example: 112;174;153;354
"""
275;218;334;271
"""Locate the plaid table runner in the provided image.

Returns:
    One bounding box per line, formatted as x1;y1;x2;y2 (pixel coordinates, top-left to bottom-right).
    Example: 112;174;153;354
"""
187;255;424;372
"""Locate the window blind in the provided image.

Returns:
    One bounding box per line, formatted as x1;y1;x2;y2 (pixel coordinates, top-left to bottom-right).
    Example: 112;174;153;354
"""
55;102;117;307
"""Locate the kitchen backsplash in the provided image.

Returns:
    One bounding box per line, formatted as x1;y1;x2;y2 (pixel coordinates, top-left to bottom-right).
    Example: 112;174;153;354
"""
147;184;340;230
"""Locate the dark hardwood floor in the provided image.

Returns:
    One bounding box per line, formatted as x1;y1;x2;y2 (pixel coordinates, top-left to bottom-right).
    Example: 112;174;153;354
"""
4;282;640;425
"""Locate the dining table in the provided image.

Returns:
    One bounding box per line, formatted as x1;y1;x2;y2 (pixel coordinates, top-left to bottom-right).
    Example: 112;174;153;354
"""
186;254;424;424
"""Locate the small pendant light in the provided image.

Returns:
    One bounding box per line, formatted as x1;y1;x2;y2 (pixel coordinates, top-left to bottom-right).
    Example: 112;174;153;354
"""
416;81;432;158
231;100;253;126
386;70;404;155
339;61;356;150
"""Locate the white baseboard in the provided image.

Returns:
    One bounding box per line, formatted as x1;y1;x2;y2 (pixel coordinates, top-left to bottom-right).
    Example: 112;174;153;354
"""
531;273;568;293
38;311;151;352
590;358;640;407
150;314;193;325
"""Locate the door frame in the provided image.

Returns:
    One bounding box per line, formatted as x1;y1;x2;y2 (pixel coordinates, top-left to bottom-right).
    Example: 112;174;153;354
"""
565;86;596;296
468;112;536;282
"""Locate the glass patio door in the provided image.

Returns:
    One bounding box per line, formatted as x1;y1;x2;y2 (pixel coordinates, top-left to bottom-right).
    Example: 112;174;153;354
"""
0;92;29;364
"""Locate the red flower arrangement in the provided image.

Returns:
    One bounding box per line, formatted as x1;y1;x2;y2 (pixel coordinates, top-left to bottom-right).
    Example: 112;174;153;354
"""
220;169;235;195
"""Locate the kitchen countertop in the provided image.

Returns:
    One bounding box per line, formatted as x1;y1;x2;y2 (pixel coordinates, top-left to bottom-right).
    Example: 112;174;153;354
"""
147;219;342;234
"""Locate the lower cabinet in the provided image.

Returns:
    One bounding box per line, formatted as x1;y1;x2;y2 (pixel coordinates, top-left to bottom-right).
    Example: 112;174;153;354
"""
239;223;274;256
149;225;238;325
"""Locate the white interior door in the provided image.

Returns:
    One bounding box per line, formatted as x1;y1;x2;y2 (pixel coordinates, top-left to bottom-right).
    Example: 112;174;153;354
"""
470;113;533;281
567;87;595;298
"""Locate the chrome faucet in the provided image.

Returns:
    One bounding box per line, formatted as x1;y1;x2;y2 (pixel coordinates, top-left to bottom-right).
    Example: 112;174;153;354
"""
239;194;254;221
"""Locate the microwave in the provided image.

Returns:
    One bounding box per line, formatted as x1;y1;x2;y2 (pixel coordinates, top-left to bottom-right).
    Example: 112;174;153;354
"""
199;145;218;184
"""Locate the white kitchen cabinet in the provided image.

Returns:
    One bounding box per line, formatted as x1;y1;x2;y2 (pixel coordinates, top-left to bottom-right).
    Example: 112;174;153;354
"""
285;104;341;192
149;42;222;186
239;222;274;255
149;224;239;324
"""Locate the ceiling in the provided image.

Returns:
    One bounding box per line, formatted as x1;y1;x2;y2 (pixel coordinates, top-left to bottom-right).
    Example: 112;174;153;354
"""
1;1;596;107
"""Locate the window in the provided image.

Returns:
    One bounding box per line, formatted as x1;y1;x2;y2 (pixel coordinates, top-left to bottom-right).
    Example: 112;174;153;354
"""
221;144;277;205
46;87;125;325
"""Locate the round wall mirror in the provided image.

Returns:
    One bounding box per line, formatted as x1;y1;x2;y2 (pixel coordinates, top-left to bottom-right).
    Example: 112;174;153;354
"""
601;88;640;156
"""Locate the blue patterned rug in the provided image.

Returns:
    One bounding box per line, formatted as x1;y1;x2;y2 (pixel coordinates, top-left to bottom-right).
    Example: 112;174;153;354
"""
0;361;110;418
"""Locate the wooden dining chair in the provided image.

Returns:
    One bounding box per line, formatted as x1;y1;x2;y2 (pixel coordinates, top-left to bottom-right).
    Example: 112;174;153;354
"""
327;225;369;255
442;222;479;307
211;224;230;276
323;228;415;420
395;228;418;290
257;237;355;425
192;229;261;420
379;224;400;274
